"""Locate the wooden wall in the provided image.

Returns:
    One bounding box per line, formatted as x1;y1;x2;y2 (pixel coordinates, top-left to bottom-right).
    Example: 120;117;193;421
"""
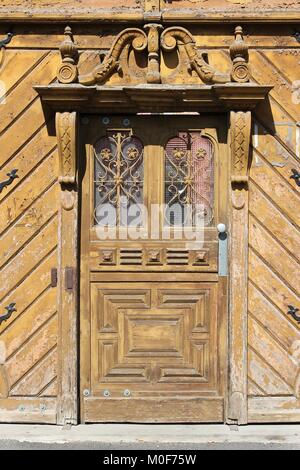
0;20;299;423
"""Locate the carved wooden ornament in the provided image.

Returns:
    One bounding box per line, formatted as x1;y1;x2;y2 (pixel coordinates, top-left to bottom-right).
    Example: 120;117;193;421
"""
56;112;77;185
58;24;250;87
230;111;252;187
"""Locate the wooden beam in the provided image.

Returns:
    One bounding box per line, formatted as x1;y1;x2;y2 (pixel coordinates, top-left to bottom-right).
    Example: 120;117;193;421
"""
56;112;79;425
227;110;251;425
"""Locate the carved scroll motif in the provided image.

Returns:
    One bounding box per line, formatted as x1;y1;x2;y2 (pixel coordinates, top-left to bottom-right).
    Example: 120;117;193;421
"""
55;24;251;87
230;111;252;188
161;27;230;84
56;112;77;186
79;28;148;86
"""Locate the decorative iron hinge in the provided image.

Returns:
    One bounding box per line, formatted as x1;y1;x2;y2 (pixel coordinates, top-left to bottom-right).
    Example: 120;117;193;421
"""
0;32;13;49
287;305;300;323
0;169;18;193
290;169;300;187
0;303;16;326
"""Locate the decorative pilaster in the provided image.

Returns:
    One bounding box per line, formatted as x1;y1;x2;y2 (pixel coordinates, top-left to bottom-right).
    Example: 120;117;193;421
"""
228;110;251;425
56;112;77;186
55;111;78;425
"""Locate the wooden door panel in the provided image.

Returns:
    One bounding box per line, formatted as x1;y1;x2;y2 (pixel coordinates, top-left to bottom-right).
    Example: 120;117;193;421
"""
84;282;223;422
80;115;227;423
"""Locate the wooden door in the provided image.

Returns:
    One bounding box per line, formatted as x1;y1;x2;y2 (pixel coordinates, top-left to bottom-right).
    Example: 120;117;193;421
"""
80;114;228;423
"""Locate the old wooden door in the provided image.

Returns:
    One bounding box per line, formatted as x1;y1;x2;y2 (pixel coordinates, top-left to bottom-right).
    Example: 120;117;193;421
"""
80;114;228;423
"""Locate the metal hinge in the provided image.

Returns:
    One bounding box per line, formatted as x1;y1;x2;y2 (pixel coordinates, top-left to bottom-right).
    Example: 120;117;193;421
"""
65;267;76;291
51;268;58;288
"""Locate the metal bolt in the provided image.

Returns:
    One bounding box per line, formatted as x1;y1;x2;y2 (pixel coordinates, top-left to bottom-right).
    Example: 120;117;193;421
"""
102;117;110;125
40;404;46;412
103;390;110;398
18;405;25;412
83;389;90;397
123;118;130;127
123;389;131;397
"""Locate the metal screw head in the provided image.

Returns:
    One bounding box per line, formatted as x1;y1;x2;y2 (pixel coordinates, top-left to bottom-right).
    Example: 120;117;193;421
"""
123;118;130;127
81;117;90;125
103;390;110;398
18;405;25;412
40;404;46;412
217;223;226;234
83;389;90;397
102;117;110;125
123;389;131;397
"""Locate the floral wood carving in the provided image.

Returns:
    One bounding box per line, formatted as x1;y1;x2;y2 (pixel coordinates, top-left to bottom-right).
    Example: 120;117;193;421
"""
230;111;251;187
58;24;250;86
56;112;77;185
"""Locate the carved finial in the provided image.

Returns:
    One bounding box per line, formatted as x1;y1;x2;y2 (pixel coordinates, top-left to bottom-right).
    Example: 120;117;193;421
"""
57;26;78;84
230;26;250;83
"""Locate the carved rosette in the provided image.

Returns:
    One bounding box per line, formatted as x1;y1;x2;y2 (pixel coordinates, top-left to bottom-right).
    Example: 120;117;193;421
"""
57;26;79;84
230;111;251;188
56;112;77;186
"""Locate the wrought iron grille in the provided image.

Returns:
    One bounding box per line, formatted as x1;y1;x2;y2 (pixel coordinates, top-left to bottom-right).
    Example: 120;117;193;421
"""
94;130;144;226
164;132;214;226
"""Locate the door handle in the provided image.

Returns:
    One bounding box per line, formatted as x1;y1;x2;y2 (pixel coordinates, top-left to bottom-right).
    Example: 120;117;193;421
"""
217;223;228;276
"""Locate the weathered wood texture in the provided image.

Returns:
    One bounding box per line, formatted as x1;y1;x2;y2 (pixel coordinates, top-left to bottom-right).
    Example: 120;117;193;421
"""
0;22;299;423
248;48;300;422
0;48;59;423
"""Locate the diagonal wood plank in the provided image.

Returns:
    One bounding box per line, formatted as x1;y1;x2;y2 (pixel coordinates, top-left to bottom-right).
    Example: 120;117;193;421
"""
0;124;56;204
249;183;300;261
1;288;57;359
248;347;293;396
248;315;298;388
0;52;59;135
249;282;300;352
5;315;57;388
10;348;57;397
250;155;300;228
0;216;58;302
0;184;59;269
249;249;300;327
0;151;58;235
0;250;57;334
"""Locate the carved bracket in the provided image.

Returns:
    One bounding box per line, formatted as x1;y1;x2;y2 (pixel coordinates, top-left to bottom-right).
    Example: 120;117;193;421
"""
57;24;250;87
230;111;252;190
55;112;78;185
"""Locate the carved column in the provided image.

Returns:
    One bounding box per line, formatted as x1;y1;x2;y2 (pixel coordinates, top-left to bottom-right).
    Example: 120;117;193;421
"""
55;111;78;425
228;110;251;425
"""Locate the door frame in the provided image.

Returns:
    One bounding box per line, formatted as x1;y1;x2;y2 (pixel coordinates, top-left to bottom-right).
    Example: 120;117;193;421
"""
36;78;270;425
